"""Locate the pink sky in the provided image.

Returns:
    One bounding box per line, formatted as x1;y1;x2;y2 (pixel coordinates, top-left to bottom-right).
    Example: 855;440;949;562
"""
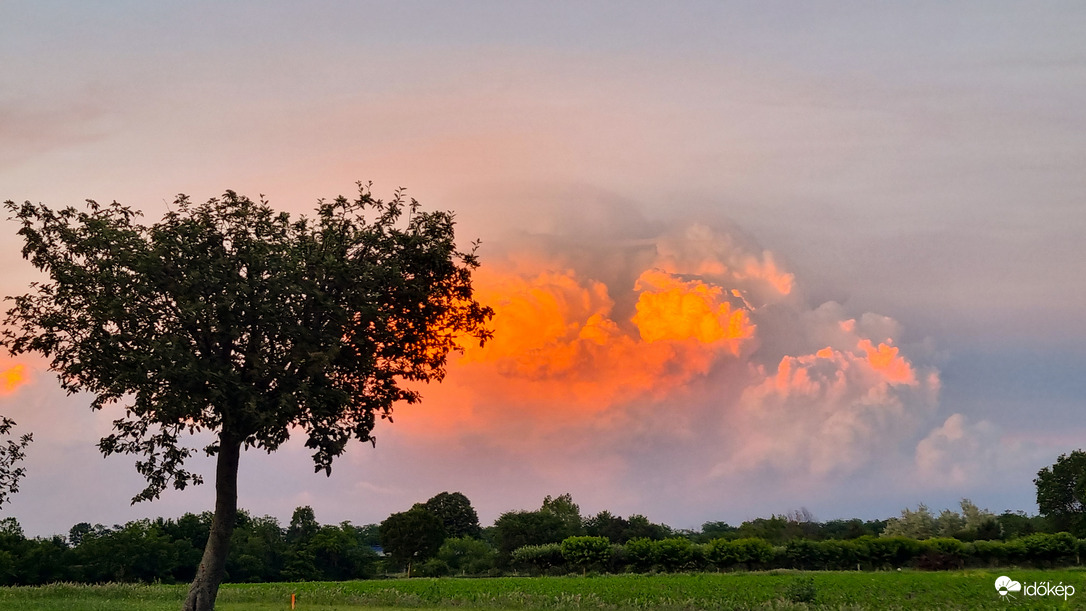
1;2;1084;535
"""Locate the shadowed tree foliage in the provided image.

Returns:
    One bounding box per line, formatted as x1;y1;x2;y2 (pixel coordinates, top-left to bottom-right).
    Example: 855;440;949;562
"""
1036;450;1086;537
0;417;31;508
1;184;492;610
420;491;481;539
379;506;445;577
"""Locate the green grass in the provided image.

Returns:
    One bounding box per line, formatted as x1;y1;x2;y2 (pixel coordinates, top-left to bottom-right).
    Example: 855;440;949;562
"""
3;570;1086;610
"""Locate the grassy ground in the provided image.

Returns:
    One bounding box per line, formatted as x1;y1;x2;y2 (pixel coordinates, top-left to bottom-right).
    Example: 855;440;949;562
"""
2;570;1085;610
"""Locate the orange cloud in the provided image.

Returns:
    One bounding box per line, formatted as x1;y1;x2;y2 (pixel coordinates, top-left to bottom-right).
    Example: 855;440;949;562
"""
399;257;761;439
858;339;917;385
632;269;754;351
461;265;755;406
393;221;939;496
0;364;29;395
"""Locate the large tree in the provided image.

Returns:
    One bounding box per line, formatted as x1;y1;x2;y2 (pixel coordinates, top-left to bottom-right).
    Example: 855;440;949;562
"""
1036;450;1086;536
2;184;491;610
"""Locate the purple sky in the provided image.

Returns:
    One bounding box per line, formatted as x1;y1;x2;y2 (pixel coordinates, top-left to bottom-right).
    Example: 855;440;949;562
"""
1;2;1084;536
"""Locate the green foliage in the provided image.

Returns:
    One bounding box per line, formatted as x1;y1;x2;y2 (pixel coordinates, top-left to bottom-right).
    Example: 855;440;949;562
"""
783;575;817;604
861;535;921;569
540;494;584;537
379;507;446;576
697;520;737;543
510;543;565;574
1013;532;1078;567
624;515;669;541
623;538;655;572
1036;450;1086;536
704;537;774;570
997;510;1039;539
560;536;612;573
421;492;482;539
2;187;493;502
0;417;31;508
649;537;695;572
584;511;629;543
436;536;496;575
492;510;573;565
881;503;936;539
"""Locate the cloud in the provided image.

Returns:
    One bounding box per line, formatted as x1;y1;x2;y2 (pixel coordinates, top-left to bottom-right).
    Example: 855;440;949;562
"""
387;205;946;519
914;413;1049;491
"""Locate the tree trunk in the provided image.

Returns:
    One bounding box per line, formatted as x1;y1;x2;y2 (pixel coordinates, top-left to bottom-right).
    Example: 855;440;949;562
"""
182;433;242;611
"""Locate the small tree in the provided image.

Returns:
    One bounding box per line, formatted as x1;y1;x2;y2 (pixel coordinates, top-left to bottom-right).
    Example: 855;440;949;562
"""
2;185;492;610
380;507;446;577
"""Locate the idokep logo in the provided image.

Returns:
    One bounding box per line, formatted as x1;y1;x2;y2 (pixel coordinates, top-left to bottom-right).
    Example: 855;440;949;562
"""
994;576;1021;599
995;575;1075;601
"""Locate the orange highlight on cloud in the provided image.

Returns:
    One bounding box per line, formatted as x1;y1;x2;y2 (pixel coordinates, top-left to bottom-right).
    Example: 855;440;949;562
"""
858;339;917;385
0;364;29;395
443;261;757;416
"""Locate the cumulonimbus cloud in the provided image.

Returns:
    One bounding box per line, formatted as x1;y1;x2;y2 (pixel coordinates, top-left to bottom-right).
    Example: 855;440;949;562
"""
398;215;944;498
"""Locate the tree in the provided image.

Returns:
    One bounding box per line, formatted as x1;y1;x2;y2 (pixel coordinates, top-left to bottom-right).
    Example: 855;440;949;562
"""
492;510;570;565
540;493;583;536
1036;450;1086;536
0;417;31;508
379;507;445;576
881;504;936;539
585;511;630;543
286;507;319;546
420;491;481;539
2;185;492;610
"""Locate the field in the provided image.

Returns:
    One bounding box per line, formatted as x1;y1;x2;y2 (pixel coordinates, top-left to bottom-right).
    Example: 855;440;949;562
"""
1;570;1085;610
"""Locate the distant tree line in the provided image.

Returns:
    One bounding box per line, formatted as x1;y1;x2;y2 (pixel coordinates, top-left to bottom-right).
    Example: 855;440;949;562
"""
0;449;1083;586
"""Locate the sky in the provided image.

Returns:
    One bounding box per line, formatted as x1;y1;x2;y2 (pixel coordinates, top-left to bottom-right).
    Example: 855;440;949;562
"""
1;1;1085;536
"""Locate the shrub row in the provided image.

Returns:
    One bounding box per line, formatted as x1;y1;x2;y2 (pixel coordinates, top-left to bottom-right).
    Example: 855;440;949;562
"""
503;533;1084;576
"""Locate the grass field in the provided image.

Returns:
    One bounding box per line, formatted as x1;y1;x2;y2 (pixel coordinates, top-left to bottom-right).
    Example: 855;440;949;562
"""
1;570;1085;610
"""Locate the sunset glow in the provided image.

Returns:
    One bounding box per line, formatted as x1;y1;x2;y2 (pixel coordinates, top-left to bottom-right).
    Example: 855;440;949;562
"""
0;364;28;395
2;2;1080;537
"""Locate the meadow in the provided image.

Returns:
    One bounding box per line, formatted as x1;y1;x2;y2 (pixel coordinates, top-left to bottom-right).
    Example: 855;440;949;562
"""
2;570;1085;610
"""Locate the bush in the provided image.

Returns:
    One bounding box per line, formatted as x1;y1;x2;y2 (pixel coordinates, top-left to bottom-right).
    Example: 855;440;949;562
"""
510;543;565;574
436;537;496;576
561;537;612;574
1016;532;1077;567
861;536;920;569
705;537;774;570
784;539;822;570
916;537;967;570
970;539;1007;567
624;538;655;572
415;558;450;577
651;538;695;572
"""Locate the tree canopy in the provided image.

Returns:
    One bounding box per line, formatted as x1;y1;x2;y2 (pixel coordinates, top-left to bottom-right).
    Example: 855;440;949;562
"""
1036;450;1086;536
420;491;481;539
2;184;492;610
380;506;445;576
